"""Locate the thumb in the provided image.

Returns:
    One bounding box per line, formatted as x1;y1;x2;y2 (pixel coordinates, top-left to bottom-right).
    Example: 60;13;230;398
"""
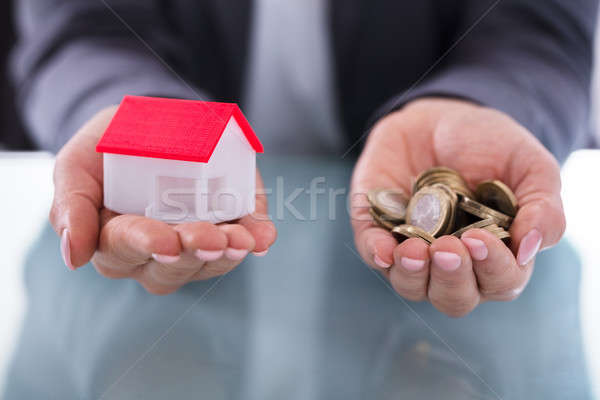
50;107;116;269
50;189;100;269
508;142;566;266
510;191;565;267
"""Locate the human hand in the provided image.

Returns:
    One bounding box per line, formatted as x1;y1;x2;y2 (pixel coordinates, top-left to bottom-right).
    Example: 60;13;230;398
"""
51;106;276;295
350;98;565;317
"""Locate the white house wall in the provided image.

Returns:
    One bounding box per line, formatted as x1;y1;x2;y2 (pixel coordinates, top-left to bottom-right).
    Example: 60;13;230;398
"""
206;117;257;216
103;153;206;215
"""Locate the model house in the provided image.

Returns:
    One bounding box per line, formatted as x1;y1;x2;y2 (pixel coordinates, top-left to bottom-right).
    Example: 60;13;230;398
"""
96;95;263;223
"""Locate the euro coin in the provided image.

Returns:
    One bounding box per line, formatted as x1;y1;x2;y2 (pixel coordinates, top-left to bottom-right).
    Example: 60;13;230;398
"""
452;218;496;238
392;224;435;244
431;183;458;235
383;167;516;249
482;224;511;243
413;167;473;198
458;196;513;229
369;207;396;231
367;188;408;222
475;180;518;217
406;185;453;236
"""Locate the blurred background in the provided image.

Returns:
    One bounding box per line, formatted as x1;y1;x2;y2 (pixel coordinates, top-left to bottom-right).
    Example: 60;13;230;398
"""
0;1;599;398
0;1;31;151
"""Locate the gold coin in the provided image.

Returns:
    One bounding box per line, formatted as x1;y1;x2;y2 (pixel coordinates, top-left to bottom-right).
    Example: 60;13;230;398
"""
486;224;510;236
406;185;453;236
482;224;512;243
413;167;473;198
458;196;513;229
369;207;396;231
475;180;518;217
452;218;496;238
392;224;435;244
367;188;408;222
431;183;458;235
413;168;458;191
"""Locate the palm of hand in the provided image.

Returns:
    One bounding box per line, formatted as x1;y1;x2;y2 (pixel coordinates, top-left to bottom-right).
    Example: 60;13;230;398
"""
351;99;565;316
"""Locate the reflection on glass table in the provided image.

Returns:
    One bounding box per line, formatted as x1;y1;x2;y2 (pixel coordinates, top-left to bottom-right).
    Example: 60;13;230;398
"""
0;152;598;399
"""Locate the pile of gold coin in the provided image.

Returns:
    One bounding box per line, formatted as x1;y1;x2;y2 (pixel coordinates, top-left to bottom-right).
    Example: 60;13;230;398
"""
367;167;518;245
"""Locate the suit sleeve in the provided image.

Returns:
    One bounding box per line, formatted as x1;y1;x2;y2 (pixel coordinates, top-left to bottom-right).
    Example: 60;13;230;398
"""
11;0;206;152
373;0;598;162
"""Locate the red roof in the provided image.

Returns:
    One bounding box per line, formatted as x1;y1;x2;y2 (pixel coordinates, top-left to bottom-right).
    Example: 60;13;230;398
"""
96;96;263;162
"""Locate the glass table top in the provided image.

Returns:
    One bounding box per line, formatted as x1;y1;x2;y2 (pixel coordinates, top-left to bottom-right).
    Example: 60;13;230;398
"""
2;156;595;399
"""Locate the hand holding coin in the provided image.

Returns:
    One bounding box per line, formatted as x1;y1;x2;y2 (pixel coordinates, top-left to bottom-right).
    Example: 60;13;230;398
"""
350;98;566;317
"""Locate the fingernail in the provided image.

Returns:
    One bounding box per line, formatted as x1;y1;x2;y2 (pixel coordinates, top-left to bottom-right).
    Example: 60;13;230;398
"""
225;248;249;261
433;251;461;271
152;253;180;264
60;229;75;271
461;238;488;261
195;249;224;262
400;257;425;272
252;249;269;257
517;229;542;266
374;253;391;269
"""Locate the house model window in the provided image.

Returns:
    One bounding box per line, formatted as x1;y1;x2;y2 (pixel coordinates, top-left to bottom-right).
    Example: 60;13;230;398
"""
96;96;263;224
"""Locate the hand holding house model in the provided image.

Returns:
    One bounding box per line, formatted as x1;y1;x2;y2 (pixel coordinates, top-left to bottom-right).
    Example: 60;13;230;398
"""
96;96;264;224
48;97;275;287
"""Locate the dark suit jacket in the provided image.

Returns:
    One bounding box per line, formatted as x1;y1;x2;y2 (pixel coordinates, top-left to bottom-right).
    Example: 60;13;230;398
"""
10;0;599;161
0;0;31;149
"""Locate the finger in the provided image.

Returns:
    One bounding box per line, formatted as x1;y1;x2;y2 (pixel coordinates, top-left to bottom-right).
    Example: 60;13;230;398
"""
355;226;398;272
389;238;430;301
135;262;183;296
349;156;411;272
428;236;480;317
182;224;255;281
238;170;277;255
131;221;256;293
507;141;566;266
349;181;397;270
93;213;181;277
461;229;532;301
141;252;205;294
510;195;564;266
174;221;228;261
238;213;276;256
50;109;117;268
254;170;269;215
146;222;250;288
219;224;255;260
351;189;406;272
90;257;140;280
51;187;100;270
